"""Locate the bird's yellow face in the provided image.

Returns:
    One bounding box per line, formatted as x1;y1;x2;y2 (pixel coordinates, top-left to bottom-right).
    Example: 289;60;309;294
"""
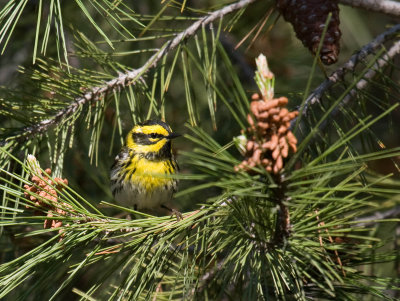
125;120;178;155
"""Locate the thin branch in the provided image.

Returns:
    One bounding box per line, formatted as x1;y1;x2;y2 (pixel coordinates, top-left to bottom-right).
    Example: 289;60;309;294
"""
340;0;400;18
0;0;258;147
291;23;400;128
316;38;400;133
339;38;400;106
292;36;400;138
355;205;400;227
190;260;225;296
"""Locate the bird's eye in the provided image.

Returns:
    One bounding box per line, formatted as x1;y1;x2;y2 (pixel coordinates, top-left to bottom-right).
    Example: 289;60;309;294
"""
150;133;157;138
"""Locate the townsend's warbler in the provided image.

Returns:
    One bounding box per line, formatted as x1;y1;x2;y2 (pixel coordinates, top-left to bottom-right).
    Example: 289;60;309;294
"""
110;120;180;215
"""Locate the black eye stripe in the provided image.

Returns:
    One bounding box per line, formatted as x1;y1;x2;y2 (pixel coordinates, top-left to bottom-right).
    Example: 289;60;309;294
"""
149;133;164;138
132;133;165;138
131;132;166;145
132;133;146;139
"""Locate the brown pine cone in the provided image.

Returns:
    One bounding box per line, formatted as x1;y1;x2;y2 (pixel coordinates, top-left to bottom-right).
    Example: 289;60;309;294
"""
276;0;341;65
236;93;298;174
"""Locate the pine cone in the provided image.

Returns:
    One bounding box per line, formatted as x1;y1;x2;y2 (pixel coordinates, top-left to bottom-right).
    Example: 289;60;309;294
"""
24;167;71;230
235;93;298;174
277;0;341;65
236;54;298;174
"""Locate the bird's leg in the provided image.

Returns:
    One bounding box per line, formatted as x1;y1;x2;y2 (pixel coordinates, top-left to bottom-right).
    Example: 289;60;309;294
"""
161;204;183;221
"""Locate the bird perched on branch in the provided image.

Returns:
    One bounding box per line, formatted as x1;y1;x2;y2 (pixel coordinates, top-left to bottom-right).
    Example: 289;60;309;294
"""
110;119;181;218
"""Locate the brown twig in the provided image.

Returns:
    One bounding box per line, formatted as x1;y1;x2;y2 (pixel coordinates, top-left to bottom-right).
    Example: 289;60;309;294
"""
0;0;258;147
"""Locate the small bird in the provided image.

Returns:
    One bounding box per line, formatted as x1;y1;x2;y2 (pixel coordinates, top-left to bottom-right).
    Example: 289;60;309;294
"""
110;119;180;217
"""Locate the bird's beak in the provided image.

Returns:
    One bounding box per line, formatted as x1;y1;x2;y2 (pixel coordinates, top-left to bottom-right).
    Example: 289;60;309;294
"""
168;132;181;139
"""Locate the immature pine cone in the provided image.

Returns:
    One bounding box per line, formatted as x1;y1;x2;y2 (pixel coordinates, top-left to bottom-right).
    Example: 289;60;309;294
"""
276;0;341;65
24;168;70;230
235;93;298;174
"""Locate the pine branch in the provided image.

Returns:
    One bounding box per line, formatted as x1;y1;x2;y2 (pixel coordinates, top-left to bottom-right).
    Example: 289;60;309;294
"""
338;38;400;106
340;0;400;18
355;205;400;227
322;38;400;131
0;0;258;148
292;23;400;128
306;38;400;134
190;260;225;297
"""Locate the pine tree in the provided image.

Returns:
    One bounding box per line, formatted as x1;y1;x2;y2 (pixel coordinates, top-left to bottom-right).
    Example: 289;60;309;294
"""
1;0;400;300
